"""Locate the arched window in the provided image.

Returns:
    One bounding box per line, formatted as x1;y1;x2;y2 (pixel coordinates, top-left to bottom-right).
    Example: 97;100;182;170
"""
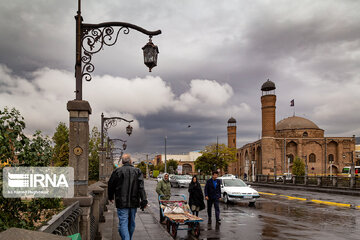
303;132;308;137
309;153;316;163
287;154;294;163
328;154;334;163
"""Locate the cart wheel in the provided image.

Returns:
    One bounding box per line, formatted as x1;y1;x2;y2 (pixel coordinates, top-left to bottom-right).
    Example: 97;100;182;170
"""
166;220;171;232
171;222;178;238
193;222;200;238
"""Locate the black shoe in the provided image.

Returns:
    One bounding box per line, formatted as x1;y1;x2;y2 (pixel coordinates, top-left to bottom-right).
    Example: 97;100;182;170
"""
216;219;221;225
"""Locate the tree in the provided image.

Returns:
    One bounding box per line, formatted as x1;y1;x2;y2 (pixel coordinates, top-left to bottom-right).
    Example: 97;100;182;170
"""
194;143;236;174
0;107;28;165
89;126;100;180
167;159;179;174
0;107;61;231
22;130;53;166
136;161;147;176
52;122;69;166
153;162;165;173
292;156;305;176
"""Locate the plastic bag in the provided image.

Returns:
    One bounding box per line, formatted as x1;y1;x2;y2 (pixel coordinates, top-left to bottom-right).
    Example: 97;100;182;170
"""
173;206;185;214
164;207;172;214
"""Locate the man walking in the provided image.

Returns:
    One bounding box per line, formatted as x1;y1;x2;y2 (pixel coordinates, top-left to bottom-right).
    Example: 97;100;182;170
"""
108;154;147;240
156;173;171;222
204;171;221;224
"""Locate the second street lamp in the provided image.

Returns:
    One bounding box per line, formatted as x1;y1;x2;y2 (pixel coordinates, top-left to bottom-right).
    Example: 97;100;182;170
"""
100;113;133;181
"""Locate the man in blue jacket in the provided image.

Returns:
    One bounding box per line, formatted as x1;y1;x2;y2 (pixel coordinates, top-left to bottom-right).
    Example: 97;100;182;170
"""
204;171;221;224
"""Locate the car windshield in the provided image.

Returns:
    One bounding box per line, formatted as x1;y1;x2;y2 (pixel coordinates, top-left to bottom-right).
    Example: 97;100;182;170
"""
223;179;247;187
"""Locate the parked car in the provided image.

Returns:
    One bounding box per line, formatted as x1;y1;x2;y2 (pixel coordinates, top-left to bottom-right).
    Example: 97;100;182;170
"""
157;173;165;182
221;174;237;179
169;175;191;188
276;173;292;181
218;177;260;206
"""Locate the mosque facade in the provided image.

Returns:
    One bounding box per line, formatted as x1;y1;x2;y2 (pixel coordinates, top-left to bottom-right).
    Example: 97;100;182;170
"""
227;80;356;179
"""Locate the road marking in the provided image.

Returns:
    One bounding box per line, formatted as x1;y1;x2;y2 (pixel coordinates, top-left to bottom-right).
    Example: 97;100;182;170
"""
287;196;307;201
311;200;351;208
258;192;277;196
259;191;356;209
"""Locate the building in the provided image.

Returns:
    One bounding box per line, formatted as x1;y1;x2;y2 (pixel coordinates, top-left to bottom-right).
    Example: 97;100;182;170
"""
227;80;356;179
153;151;202;174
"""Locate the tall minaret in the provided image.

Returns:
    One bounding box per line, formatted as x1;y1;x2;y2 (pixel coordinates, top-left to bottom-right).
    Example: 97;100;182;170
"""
227;117;237;148
261;79;276;137
260;79;277;176
227;117;237;175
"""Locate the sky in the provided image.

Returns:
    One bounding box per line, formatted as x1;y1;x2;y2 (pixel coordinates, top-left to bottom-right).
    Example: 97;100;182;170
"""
1;0;360;159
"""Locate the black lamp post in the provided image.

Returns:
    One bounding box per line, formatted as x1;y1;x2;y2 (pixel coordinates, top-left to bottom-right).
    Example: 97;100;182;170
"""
75;0;161;100
100;113;133;180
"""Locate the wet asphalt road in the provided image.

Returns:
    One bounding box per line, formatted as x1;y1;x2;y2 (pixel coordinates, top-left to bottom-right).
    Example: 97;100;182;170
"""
144;179;360;240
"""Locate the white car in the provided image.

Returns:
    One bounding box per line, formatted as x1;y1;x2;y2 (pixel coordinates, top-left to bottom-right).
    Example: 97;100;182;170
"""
169;175;191;188
221;174;237;179
218;177;260;206
157;173;165;182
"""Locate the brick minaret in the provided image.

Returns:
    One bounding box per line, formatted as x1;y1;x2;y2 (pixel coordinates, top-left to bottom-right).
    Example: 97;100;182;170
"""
261;79;276;137
260;79;277;178
227;117;237;175
227;117;236;148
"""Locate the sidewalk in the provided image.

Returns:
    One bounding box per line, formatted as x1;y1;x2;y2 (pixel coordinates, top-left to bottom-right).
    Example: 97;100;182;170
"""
99;202;172;240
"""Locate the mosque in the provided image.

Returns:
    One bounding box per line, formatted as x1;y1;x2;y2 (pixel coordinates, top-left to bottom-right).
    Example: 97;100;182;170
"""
227;80;356;179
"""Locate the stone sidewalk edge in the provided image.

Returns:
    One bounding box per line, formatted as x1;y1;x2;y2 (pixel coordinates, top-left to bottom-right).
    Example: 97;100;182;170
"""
141;207;173;240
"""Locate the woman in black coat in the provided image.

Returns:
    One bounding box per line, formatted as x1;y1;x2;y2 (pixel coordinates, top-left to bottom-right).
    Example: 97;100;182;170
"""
188;175;205;216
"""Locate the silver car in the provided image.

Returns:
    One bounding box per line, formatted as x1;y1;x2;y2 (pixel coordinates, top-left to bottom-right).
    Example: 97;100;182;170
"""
169;175;191;188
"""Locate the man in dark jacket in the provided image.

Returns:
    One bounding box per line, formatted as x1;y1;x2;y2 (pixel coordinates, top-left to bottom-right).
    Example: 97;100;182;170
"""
204;171;221;224
108;154;147;240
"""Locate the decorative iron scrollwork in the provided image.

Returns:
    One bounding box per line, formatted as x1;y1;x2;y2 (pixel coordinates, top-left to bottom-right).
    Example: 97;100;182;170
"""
81;26;130;82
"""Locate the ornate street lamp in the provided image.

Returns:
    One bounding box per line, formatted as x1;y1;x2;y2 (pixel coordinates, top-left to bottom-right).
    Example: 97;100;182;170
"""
142;37;159;72
75;0;161;100
100;113;133;180
126;124;133;136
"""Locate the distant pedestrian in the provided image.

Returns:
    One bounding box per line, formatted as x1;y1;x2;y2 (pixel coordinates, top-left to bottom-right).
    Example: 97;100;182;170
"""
156;173;171;223
188;175;205;216
244;172;247;181
108;154;148;240
204;171;222;224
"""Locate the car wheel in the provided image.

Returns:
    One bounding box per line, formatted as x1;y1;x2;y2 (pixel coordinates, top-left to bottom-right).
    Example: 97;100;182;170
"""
223;193;229;204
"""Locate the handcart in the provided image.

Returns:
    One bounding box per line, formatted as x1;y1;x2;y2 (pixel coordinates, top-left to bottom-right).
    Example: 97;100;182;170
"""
159;194;203;238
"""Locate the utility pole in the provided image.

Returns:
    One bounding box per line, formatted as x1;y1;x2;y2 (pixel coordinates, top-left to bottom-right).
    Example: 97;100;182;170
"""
165;136;167;173
146;154;149;179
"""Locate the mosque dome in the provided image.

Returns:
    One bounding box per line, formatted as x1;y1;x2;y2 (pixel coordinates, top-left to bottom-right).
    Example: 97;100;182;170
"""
276;116;320;131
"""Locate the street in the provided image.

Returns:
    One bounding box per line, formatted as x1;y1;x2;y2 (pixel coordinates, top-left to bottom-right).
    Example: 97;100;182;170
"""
145;179;360;240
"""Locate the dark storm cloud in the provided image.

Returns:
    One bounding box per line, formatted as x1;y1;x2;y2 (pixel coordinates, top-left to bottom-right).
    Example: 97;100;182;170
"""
0;0;360;154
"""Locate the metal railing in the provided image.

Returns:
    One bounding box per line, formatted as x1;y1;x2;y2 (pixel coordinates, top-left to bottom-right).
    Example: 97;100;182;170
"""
39;201;82;236
256;174;360;189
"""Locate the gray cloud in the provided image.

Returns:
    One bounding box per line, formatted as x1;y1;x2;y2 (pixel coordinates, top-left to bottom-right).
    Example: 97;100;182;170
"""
0;0;360;155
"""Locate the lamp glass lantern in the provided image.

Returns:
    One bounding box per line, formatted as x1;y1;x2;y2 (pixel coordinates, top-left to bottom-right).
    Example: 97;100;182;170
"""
126;124;133;136
142;38;159;72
